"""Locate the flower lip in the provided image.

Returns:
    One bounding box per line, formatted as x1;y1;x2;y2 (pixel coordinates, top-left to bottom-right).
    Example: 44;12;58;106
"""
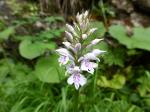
58;55;69;66
80;59;98;74
66;62;75;74
67;72;87;90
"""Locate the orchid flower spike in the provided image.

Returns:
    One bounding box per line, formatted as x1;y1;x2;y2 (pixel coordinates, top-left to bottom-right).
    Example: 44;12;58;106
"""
56;10;106;90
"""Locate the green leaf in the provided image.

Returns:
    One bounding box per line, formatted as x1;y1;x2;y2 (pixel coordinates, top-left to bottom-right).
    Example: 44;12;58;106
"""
137;71;150;96
19;39;56;59
90;21;106;37
34;55;65;83
41;42;56;50
39;30;55;39
97;74;126;89
19;39;44;59
50;29;65;37
109;25;150;51
95;41;126;67
103;47;126;67
39;28;64;39
14;36;34;41
44;16;64;23
0;27;15;41
110;75;126;89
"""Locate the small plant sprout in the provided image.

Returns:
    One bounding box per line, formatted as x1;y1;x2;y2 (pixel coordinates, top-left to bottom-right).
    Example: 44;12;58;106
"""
56;11;106;90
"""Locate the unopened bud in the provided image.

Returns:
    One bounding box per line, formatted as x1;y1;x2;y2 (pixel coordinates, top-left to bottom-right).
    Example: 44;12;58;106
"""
82;34;88;39
88;28;97;35
91;39;103;45
65;31;73;42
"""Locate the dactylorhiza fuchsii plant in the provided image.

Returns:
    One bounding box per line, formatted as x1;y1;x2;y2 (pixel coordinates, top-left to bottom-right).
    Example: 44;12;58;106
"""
56;11;106;90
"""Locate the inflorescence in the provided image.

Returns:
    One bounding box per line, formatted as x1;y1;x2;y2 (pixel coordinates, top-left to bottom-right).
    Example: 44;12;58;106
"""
56;11;105;90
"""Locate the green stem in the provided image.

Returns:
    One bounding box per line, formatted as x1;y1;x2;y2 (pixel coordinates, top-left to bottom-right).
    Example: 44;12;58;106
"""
128;105;136;112
93;62;98;97
73;90;79;112
100;0;108;31
1;46;12;72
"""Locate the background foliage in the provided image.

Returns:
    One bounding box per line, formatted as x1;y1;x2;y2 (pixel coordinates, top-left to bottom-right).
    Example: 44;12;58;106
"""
0;0;150;112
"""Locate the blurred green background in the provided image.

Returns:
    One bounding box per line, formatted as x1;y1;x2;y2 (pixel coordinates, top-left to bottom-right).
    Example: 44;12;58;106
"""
0;0;150;112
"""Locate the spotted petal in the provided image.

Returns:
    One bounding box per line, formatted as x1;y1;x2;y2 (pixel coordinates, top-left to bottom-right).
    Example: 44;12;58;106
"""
67;73;87;90
58;55;69;66
81;60;98;74
67;75;74;85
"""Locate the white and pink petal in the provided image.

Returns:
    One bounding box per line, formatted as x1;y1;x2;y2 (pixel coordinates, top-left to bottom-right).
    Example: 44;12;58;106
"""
92;49;106;56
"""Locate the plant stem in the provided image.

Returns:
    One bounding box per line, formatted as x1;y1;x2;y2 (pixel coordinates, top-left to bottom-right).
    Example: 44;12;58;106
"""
93;63;98;96
128;105;136;112
100;0;108;31
74;90;79;112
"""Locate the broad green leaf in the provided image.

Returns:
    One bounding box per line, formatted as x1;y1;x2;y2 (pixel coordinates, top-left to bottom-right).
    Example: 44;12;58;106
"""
50;29;65;37
19;39;56;59
109;25;150;51
0;27;15;41
14;36;34;41
39;31;55;39
34;55;65;83
103;47;126;67
39;28;64;39
19;39;45;59
110;75;126;89
97;74;126;89
94;41;126;67
84;22;105;47
41;42;56;50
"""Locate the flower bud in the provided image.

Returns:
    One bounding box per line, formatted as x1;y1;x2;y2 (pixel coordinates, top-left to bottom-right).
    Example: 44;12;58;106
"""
66;24;74;33
75;43;81;51
65;31;73;42
66;24;78;37
92;49;106;56
88;28;97;35
91;39;103;45
82;34;88;39
84;10;89;19
73;22;80;31
63;42;71;48
76;13;82;23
